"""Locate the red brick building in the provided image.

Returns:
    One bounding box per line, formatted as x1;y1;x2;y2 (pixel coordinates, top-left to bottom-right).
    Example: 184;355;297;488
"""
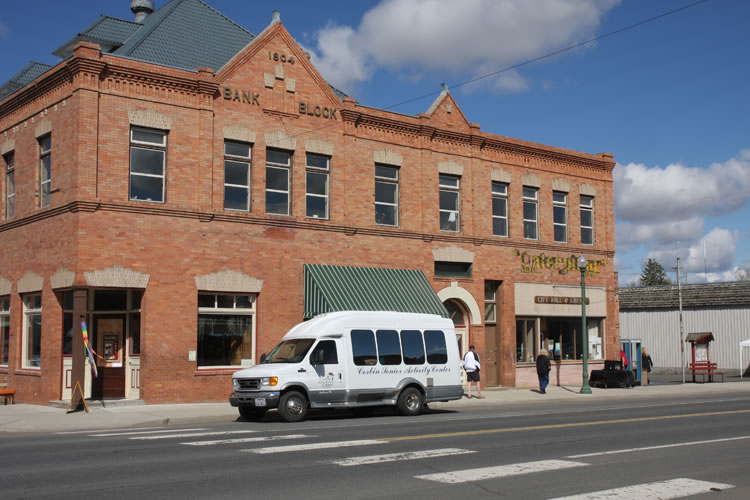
0;0;618;404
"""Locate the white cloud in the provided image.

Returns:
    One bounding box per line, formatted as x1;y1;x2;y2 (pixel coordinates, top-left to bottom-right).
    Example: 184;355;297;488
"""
645;228;739;281
308;0;620;93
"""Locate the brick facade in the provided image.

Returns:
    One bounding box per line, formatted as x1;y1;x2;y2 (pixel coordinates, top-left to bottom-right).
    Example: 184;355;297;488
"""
0;20;617;404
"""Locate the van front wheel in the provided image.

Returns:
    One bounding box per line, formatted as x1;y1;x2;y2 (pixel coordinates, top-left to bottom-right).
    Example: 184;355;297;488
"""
278;391;308;422
397;387;424;416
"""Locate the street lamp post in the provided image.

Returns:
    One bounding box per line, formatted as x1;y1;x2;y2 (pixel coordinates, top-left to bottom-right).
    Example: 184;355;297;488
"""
578;254;592;394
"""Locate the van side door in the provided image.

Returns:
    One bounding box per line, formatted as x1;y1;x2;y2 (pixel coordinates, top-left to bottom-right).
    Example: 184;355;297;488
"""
308;339;346;404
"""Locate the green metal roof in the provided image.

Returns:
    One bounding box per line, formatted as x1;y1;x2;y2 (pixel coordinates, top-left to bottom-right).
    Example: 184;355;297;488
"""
303;264;448;320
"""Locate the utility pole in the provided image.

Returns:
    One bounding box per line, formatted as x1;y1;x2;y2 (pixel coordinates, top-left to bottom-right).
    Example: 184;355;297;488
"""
675;258;685;384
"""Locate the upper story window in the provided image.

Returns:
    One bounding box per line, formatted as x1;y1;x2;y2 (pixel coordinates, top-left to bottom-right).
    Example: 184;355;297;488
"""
0;296;9;366
439;174;460;232
266;149;291;215
306;153;329;219
130;127;166;203
39;135;51;207
553;191;568;243
224;140;252;211
4;152;14;219
492;182;508;237
523;187;538;240
581;195;594;245
374;164;398;226
22;293;42;369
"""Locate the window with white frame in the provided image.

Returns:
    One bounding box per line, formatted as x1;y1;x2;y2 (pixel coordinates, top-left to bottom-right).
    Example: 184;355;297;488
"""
4;152;13;219
130;127;166;202
39;135;51;207
224;140;251;211
0;296;9;366
523;187;538;240
553;191;568;243
492;182;508;237
306;153;329;219
439;174;460;232
197;293;256;367
374;164;398;226
580;195;594;245
266;149;291;215
22;293;42;368
484;281;500;322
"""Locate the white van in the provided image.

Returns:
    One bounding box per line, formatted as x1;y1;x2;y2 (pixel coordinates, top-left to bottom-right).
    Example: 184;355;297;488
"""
230;311;463;422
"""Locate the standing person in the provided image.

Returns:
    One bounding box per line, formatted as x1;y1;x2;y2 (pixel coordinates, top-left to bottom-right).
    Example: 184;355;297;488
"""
463;345;483;398
536;349;552;394
620;348;629;371
642;348;653;385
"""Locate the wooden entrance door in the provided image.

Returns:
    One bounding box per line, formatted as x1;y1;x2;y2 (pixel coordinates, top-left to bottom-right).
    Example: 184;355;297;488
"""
95;316;126;398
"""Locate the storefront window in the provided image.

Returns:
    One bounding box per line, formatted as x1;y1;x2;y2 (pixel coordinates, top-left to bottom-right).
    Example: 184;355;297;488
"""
542;317;602;361
516;318;537;363
197;294;255;367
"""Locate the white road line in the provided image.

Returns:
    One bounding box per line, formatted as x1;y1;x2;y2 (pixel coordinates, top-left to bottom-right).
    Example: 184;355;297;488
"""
182;434;311;446
416;459;588;484
131;430;257;440
330;448;475;467
244;439;384;454
57;426;168;435
567;435;750;458
90;428;207;437
547;478;734;500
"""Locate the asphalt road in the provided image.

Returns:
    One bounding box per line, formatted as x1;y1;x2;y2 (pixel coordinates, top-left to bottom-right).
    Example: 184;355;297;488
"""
2;393;749;499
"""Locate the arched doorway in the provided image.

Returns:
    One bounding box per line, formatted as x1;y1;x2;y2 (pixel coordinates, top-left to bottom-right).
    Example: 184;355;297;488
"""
444;299;469;384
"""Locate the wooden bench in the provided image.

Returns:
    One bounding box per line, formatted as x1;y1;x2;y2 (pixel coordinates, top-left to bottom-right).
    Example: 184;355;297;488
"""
689;362;724;383
0;388;15;405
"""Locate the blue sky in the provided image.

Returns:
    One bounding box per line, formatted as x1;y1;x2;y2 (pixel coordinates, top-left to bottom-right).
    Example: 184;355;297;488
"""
2;0;749;286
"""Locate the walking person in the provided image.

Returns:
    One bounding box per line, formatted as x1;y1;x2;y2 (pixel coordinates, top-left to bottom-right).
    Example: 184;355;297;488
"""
642;348;653;385
536;349;551;394
463;345;483;398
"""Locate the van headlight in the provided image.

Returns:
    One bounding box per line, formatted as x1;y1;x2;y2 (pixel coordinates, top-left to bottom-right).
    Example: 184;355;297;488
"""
232;378;240;390
261;377;278;387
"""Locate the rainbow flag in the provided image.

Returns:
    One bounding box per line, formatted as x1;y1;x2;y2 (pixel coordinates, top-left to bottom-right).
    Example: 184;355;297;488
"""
81;321;98;378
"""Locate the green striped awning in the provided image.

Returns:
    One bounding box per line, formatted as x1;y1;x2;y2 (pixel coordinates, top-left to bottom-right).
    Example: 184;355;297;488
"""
303;264;449;319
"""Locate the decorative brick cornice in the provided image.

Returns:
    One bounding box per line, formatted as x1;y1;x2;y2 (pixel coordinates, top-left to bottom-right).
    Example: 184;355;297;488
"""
195;270;263;293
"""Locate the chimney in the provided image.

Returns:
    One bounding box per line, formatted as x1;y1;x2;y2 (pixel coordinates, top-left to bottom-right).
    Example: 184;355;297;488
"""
271;11;281;23
131;0;155;23
441;83;449;92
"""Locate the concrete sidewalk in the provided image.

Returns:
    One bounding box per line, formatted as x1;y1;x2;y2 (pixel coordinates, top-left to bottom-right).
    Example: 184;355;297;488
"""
1;377;748;434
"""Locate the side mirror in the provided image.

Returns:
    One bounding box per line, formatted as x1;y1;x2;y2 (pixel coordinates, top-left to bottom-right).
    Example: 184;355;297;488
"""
260;353;267;363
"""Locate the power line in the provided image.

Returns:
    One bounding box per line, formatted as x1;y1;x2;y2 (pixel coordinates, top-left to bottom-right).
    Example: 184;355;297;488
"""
382;0;709;111
266;0;709;147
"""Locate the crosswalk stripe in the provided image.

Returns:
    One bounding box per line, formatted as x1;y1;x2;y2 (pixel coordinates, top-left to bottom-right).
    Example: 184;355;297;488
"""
182;434;311;446
131;430;257;440
547;478;734;499
91;428;207;437
244;439;383;454
416;459;588;484
329;448;475;467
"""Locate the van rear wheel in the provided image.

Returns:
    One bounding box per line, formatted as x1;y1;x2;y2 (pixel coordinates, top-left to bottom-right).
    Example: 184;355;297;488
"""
397;387;424;416
278;390;308;422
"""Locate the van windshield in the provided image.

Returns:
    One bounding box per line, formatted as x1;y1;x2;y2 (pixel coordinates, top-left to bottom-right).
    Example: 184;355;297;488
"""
262;339;315;364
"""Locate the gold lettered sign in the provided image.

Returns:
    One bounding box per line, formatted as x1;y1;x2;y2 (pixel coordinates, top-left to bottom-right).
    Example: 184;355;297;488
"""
535;296;590;305
514;250;606;276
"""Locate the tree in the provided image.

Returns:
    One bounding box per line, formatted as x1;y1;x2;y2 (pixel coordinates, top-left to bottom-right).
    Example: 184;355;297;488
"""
639;258;671;286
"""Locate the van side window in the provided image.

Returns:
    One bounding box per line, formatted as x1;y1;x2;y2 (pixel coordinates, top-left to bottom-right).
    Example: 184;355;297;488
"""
400;330;425;365
376;330;402;365
311;340;338;364
424;330;448;364
351;329;377;366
